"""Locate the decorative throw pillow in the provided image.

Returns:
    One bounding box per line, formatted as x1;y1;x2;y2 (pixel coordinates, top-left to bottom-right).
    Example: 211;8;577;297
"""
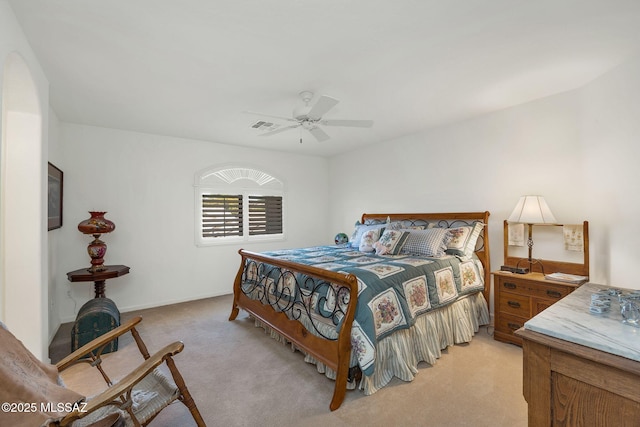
349;221;362;245
374;230;410;255
404;225;426;230
350;222;385;249
385;221;404;231
401;219;430;229
400;228;451;257
446;222;485;258
359;228;381;252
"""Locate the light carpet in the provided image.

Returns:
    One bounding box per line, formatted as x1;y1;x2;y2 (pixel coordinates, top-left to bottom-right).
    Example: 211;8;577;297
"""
52;294;528;427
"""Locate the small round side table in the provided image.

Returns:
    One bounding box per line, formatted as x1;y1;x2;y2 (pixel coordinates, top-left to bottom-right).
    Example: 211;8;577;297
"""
66;265;130;298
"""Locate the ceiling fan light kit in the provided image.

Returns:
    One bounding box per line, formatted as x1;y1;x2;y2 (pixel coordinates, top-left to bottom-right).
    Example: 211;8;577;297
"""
293;90;315;119
245;91;373;143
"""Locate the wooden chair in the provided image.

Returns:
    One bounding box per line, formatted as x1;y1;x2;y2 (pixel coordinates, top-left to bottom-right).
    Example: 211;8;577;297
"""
0;316;206;427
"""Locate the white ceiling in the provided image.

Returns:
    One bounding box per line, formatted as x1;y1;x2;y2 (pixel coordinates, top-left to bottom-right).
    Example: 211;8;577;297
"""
8;0;640;157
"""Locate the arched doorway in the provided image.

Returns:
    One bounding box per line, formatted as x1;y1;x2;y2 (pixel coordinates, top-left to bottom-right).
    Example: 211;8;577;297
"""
1;52;46;359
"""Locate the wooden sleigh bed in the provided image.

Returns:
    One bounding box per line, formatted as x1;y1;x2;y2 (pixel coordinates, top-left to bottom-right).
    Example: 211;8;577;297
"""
229;212;491;410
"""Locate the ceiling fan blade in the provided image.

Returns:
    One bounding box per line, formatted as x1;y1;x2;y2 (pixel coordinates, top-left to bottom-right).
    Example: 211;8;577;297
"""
243;111;297;122
260;124;300;137
307;95;339;120
308;126;330;142
321;119;374;128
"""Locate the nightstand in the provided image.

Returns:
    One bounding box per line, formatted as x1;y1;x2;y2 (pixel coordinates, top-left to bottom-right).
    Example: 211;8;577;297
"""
491;271;585;346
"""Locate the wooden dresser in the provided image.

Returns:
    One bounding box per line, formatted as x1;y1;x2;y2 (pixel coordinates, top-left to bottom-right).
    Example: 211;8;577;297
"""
492;271;583;345
516;283;640;426
494;220;589;345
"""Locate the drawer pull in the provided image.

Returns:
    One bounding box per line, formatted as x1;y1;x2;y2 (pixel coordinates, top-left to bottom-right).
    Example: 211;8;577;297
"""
504;282;516;290
547;290;562;298
507;300;521;308
507;322;521;330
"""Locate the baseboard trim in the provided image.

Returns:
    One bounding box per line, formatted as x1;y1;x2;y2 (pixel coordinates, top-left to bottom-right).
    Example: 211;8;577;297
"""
59;291;231;323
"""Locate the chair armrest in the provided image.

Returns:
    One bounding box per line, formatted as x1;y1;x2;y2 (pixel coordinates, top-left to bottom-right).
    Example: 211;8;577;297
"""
56;316;143;372
60;341;185;425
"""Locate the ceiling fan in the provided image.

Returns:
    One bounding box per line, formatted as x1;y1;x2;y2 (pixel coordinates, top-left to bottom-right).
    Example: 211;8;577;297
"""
246;91;373;143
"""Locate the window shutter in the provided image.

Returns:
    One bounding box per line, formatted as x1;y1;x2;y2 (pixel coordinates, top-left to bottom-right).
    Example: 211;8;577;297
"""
248;195;283;236
201;194;243;238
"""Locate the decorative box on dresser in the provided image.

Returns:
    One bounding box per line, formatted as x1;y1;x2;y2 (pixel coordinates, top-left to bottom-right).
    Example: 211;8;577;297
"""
515;283;640;426
493;220;589;346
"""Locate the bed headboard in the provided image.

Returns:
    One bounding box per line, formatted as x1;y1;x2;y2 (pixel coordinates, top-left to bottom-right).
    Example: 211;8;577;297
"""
361;212;491;303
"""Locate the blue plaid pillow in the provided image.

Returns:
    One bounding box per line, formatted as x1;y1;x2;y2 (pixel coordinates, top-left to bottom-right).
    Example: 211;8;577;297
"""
400;228;451;257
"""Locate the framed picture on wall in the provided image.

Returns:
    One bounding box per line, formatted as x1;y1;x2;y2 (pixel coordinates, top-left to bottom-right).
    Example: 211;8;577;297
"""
48;162;63;230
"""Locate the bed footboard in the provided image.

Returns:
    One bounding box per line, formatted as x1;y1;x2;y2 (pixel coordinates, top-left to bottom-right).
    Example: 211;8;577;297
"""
229;249;359;411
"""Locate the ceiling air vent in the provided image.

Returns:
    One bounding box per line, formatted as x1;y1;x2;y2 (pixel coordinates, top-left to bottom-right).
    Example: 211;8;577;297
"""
250;121;280;132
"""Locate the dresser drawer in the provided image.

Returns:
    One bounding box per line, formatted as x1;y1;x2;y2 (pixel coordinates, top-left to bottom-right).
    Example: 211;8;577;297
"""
499;291;530;317
495;313;527;339
531;282;571;301
497;277;571;301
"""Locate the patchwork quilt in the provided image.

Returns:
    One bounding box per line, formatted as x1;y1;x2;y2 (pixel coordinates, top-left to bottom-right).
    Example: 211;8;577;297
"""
241;245;485;376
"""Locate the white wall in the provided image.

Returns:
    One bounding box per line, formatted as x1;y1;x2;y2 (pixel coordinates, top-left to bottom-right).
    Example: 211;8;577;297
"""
0;0;51;360
47;107;63;339
580;55;640;286
329;56;640;311
55;124;330;322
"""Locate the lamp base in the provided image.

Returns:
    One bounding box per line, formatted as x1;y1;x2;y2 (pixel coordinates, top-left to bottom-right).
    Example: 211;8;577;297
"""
87;234;108;273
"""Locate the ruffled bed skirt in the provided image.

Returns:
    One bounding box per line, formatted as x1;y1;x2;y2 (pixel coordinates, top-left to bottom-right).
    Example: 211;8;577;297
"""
251;292;490;396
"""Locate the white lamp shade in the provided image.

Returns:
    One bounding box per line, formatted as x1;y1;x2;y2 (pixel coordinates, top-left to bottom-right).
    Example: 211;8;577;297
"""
508;195;557;224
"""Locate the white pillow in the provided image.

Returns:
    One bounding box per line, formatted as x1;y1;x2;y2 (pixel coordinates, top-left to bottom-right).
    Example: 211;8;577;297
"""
351;223;385;248
359;228;381;252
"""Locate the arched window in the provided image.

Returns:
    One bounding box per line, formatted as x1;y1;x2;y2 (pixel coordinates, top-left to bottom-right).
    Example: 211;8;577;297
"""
194;165;285;246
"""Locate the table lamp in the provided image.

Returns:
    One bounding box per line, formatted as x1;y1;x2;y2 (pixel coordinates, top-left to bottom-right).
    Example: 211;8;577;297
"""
508;196;556;273
77;211;115;272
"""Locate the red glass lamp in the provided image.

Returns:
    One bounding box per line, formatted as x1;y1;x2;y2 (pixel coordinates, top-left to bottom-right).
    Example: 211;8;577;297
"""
77;211;116;272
